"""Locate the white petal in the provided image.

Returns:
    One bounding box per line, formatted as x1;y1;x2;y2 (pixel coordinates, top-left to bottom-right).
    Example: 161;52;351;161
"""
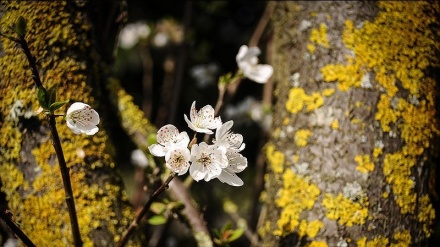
67;120;81;134
217;170;244;186
157;124;179;144
227;152;248;172
236;45;248;63
190;162;206;181
203;163;222;181
190;101;197;122
175;131;190;148
216;120;233;140
244;64;273;84
87;109;100;125
148;144;166;157
83;126;99;135
66;102;88;115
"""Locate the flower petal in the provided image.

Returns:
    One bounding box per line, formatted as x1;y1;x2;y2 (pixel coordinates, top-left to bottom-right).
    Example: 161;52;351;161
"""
67;120;81;134
148;144;166;157
189;162;206;181
157;124;179;144
244;64;273;84
83;126;99;135
190;101;197;122
226;151;248;173
66;102;88;115
175;131;190;148
217;170;244;186
215;120;233;141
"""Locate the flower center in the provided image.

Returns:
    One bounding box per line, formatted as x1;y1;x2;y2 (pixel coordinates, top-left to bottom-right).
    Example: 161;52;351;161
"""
197;153;212;166
71;108;93;126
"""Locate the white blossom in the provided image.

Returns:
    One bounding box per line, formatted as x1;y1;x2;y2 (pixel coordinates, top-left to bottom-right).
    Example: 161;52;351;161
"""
184;101;222;134
218;150;247;186
213;121;247;186
165;147;191;175
148;124;190;157
118;22;150;49
66;102;100;135
189;142;228;182
213;120;245;152
236;45;273;83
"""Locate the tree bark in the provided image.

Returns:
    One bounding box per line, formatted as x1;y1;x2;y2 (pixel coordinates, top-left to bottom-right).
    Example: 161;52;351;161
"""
261;2;439;246
0;1;143;246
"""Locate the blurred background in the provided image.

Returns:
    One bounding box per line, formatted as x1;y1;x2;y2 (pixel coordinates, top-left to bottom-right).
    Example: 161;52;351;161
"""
114;1;270;246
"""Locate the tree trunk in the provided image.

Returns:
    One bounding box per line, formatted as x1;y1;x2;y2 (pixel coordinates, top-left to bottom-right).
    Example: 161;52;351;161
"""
0;2;148;246
261;2;439;246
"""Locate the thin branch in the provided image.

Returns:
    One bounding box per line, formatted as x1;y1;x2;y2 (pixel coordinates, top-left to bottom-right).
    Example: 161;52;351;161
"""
15;35;83;247
248;2;276;47
0;210;36;247
17;36;44;88
48;115;83;247
116;173;176;247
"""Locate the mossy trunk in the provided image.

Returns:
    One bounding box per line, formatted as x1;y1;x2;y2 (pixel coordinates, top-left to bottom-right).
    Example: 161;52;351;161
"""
261;2;439;246
0;2;150;246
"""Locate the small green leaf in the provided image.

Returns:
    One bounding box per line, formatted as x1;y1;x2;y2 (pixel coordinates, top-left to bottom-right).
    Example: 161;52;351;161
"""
227;228;244;242
15;16;27;37
221;221;233;233
150;202;166;214
49;100;69;112
37;86;48;110
47;84;58;106
147;215;167;225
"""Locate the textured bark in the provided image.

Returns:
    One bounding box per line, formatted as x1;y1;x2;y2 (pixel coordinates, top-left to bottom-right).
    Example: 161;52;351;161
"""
0;2;144;246
261;2;439;246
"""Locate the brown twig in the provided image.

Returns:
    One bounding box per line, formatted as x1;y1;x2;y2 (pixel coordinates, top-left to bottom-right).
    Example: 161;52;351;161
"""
16;36;83;247
47;115;83;247
116;173;176;247
0;210;36;247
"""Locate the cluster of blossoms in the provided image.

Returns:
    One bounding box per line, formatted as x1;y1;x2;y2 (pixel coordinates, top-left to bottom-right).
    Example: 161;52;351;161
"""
149;101;248;186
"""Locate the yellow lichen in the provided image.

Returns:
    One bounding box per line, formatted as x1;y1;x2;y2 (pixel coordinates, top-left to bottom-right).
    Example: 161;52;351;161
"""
294;129;312;147
265;144;285;174
357;236;389;247
375;94;398;132
298;220;324;238
307;241;328;247
321;88;335;97
322;193;369;227
274;170;321;236
321;56;364;91
418;195;435;237
330;119;339;130
373;147;383;158
383;153;416;214
391;230;412;247
307;43;316;54
285;88;328;114
310;23;329;48
354;154;375;174
0;2;136;246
